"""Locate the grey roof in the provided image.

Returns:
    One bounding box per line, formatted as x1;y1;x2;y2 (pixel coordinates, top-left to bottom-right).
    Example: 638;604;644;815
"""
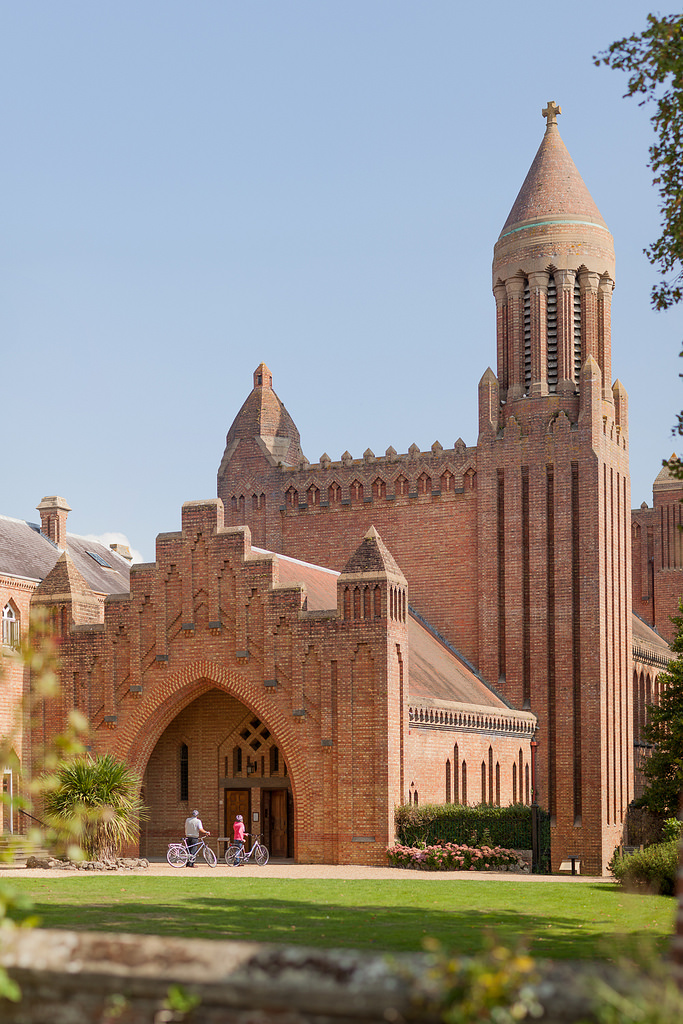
0;515;130;595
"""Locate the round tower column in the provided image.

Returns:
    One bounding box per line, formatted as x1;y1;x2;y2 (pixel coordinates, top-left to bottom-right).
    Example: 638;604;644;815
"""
578;269;601;370
599;276;614;400
494;281;508;393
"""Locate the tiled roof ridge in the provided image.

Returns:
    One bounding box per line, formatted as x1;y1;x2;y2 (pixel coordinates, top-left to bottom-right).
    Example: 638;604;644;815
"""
408;604;514;710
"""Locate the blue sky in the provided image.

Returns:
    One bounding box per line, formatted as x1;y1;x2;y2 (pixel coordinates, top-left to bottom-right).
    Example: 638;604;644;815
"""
2;2;679;561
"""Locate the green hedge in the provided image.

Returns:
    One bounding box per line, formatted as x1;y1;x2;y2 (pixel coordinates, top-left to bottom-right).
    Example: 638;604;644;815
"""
609;840;679;896
395;802;539;851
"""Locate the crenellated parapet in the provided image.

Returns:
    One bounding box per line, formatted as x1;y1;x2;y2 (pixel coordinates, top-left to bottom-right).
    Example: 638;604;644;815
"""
271;439;476;511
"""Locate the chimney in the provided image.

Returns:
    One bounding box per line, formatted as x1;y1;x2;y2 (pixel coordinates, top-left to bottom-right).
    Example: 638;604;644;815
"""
36;496;72;548
110;543;133;562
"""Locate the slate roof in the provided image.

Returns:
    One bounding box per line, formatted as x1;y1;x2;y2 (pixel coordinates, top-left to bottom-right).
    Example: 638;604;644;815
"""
0;514;130;595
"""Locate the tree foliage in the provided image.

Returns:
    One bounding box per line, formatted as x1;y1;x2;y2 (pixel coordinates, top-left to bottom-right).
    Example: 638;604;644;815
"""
43;753;146;861
597;14;683;450
597;14;683;311
638;601;683;816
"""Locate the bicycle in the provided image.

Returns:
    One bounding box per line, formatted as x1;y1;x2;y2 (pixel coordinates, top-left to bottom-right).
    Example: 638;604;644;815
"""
225;832;269;866
167;835;217;868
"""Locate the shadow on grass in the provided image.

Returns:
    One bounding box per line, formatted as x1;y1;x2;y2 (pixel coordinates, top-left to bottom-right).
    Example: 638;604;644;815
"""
22;894;669;961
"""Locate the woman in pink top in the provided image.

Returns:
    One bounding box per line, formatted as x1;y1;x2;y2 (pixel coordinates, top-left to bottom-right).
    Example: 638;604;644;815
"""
233;814;247;865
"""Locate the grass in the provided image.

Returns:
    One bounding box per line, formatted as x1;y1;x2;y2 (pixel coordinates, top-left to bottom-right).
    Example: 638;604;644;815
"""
4;876;676;960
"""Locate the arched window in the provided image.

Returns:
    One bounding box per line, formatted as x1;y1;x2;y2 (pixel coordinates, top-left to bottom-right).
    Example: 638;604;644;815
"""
328;482;341;504
417;472;431;495
525;763;530;805
373;585;381;618
395;475;408;497
481;762;487;804
413;789;419;807
233;746;243;775
495;762;501;807
441;470;454;492
270;746;279;775
453;745;459;804
519;749;524;804
512;761;517;804
353;587;361;619
488;746;494;805
373;478;386;499
363;587;371;619
350;480;363;502
445;759;451;803
179;743;189;801
308;486;319;506
343;588;351;620
461;762;467;805
633;669;640;743
286;487;298;508
2;604;19;650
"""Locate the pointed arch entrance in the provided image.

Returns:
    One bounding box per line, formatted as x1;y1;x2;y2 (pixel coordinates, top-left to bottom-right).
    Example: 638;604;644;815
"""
115;661;309;861
139;688;293;858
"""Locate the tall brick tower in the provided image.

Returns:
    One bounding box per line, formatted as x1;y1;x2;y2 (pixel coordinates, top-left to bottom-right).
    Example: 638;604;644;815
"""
477;102;631;873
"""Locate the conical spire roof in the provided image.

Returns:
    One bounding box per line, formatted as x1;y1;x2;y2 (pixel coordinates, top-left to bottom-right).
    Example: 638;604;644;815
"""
499;101;608;239
339;526;407;583
222;363;303;467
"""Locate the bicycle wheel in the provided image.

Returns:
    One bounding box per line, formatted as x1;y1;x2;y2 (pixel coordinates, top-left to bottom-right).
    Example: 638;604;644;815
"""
225;845;240;866
254;843;269;866
167;845;188;868
203;845;217;867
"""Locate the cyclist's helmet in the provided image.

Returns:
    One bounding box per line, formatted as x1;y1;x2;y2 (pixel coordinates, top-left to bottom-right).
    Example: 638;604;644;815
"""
236;814;243;822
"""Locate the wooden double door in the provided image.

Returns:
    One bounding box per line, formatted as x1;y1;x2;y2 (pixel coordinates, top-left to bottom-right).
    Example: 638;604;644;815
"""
224;789;250;841
262;789;290;858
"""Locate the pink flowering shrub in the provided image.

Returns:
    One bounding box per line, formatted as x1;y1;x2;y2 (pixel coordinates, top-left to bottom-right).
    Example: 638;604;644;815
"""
386;841;521;871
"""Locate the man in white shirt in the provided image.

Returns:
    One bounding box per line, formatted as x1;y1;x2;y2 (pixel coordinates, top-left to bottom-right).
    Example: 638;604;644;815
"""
184;809;209;867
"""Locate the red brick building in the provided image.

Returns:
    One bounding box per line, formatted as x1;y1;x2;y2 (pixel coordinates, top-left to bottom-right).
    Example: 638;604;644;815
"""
1;103;679;872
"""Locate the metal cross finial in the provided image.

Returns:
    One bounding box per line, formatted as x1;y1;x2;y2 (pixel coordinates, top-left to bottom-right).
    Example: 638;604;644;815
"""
542;101;561;127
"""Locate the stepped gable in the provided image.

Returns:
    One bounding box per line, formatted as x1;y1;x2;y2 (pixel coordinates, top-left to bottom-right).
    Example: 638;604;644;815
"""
500;101;607;237
221;363;303;467
339;526;406;583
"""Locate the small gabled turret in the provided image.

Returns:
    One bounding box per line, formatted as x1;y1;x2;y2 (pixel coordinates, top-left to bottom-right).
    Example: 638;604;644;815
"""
337;526;408;624
218;363;304;473
31;550;102;635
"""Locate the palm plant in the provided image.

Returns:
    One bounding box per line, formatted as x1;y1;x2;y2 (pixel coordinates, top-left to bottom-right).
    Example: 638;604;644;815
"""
43;753;146;861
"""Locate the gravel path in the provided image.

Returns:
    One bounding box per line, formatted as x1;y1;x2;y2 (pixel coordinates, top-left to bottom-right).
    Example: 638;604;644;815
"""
1;861;609;882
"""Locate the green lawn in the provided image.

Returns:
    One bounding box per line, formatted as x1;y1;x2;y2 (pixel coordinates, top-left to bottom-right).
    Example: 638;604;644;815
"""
4;876;675;961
